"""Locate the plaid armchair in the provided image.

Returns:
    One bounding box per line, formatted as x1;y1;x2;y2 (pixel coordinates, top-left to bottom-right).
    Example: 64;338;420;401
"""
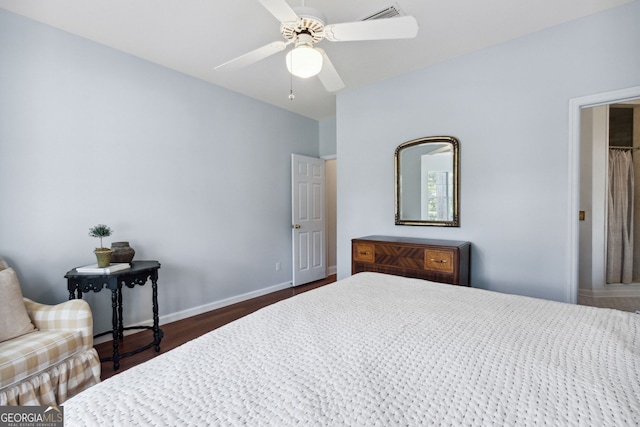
0;257;101;405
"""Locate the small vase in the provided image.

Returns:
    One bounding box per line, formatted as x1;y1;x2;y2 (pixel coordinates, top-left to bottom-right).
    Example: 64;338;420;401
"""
94;249;114;268
110;242;135;263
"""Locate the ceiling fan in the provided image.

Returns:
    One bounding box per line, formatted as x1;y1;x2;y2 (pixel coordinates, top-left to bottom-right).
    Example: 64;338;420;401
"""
215;0;419;93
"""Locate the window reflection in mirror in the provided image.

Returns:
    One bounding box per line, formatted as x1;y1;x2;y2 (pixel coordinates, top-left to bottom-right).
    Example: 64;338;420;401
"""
395;136;459;226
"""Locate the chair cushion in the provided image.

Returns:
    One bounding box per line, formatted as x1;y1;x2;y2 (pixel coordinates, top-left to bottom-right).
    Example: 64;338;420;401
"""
0;268;36;342
0;330;82;389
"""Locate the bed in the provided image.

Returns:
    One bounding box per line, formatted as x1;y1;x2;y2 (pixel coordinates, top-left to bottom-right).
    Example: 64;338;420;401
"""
63;272;639;426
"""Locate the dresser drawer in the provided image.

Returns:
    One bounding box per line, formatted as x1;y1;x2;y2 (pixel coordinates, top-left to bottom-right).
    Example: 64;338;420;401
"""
424;249;454;273
353;243;375;263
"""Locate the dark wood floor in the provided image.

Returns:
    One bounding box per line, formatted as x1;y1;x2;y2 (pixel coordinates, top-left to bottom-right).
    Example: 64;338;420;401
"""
95;274;336;380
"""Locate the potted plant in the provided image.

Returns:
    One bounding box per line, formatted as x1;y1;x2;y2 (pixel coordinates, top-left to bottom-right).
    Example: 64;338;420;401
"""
89;224;114;267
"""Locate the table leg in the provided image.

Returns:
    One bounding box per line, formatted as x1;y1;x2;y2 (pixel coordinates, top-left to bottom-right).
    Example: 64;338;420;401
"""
111;288;120;371
117;286;124;341
152;277;161;352
68;287;82;300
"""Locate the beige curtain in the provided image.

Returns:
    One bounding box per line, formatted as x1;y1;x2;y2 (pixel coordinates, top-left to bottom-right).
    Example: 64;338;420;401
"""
607;149;634;284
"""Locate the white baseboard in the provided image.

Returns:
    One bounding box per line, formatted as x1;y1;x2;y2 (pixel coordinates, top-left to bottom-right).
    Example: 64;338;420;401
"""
327;265;337;275
94;280;293;345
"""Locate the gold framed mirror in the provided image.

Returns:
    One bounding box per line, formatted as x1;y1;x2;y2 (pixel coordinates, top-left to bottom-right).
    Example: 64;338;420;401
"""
395;136;459;226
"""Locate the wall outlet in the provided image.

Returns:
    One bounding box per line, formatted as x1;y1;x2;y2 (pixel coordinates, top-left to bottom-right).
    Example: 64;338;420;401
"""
275;262;281;271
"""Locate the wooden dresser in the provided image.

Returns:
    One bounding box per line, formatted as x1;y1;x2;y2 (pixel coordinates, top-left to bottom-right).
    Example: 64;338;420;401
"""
352;235;471;286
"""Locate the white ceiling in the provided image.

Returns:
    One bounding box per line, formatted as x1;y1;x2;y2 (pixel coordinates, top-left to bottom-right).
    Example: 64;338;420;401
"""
0;0;632;120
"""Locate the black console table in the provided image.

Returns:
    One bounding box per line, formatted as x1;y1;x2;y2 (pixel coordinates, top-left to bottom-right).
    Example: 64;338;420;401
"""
65;260;163;370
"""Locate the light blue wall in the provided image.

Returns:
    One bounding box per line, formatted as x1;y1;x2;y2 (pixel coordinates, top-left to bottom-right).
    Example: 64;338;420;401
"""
319;116;337;157
0;10;319;333
336;1;640;302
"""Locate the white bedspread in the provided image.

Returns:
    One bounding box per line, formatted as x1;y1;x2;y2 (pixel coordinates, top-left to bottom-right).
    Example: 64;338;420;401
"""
64;272;640;426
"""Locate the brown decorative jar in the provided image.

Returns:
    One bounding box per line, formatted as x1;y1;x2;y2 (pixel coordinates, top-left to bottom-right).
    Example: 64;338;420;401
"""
110;242;135;263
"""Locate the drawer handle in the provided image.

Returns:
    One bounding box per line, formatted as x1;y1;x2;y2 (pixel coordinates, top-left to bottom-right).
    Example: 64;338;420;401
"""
359;251;371;256
430;259;447;263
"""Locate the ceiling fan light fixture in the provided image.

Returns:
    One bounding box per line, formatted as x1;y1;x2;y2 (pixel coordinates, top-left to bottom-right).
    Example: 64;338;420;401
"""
286;45;323;78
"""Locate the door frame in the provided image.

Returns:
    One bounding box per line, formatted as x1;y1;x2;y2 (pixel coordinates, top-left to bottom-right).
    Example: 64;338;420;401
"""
321;155;337;276
567;85;640;303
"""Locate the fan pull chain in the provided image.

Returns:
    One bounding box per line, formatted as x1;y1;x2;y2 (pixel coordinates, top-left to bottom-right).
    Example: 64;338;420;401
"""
288;54;295;100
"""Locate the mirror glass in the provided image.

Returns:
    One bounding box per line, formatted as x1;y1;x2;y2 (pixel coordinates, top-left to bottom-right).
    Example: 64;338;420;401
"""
395;136;459;226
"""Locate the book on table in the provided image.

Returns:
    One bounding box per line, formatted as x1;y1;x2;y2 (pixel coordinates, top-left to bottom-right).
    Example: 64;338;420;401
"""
75;263;131;274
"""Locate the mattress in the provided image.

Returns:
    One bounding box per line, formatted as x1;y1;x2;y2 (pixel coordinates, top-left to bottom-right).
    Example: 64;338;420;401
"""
63;272;640;426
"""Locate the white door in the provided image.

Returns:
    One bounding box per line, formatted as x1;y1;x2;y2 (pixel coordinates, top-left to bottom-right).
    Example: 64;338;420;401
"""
292;154;327;286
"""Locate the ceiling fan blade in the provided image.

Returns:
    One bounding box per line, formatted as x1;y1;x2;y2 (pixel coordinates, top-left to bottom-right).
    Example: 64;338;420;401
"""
258;0;299;23
324;16;418;42
316;49;345;92
215;41;289;72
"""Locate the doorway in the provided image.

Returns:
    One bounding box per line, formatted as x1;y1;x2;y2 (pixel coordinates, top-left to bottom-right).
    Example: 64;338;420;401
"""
574;91;640;312
290;155;337;286
291;154;327;286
